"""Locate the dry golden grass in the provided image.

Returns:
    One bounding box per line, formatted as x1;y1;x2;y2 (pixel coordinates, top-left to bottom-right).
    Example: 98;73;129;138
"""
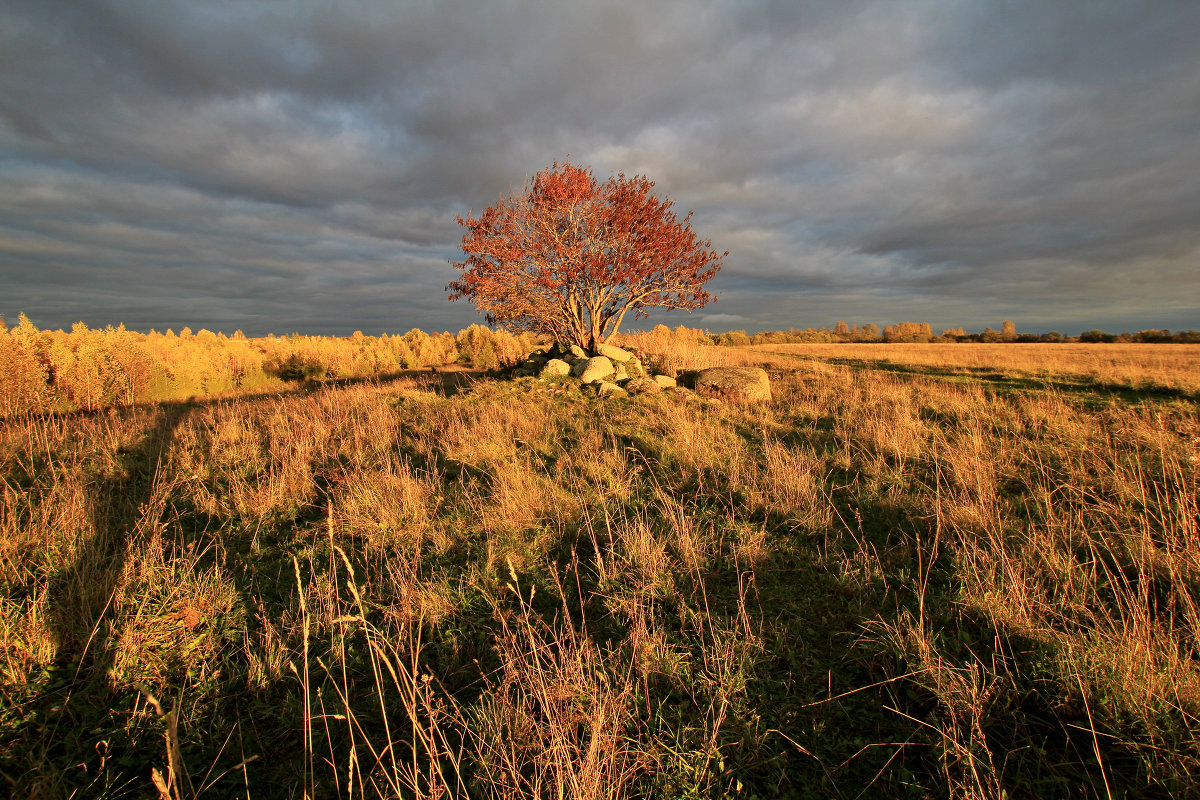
747;438;833;532
756;341;1200;393
616;328;761;374
2;338;1198;797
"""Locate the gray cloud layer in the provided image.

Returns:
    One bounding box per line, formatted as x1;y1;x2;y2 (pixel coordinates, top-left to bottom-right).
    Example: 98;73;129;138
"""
2;0;1198;335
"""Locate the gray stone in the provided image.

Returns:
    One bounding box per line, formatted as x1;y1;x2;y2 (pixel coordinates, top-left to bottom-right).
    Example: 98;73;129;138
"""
613;364;628;382
595;343;633;363
652;374;677;389
573;356;615;383
693;366;771;402
594;380;628;397
538;358;571;378
624;377;662;395
568;344;589;360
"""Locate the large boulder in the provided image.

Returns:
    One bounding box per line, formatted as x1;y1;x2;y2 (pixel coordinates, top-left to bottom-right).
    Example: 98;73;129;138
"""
596;343;634;363
693;366;772;402
539;358;571;378
572;356;615;383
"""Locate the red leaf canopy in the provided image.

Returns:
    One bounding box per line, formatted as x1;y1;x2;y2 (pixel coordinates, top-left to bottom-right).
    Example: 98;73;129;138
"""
449;160;725;351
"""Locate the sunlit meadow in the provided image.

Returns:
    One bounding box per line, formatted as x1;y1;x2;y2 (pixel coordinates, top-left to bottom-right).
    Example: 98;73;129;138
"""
2;329;1197;798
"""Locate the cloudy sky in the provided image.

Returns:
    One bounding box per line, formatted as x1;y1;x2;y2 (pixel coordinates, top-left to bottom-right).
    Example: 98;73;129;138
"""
2;0;1198;337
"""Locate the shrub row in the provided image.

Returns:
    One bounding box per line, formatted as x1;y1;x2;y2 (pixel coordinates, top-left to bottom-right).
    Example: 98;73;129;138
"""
0;315;534;415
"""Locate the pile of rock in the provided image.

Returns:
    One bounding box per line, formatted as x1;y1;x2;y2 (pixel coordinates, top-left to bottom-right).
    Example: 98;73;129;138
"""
511;341;676;397
510;342;772;403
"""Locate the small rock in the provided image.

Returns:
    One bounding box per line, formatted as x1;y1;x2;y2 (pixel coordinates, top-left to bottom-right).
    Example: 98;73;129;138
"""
693;366;772;403
573;356;615;383
594;380;628;397
652;374;677;389
568;344;589;360
624;377;662;395
539;358;571;378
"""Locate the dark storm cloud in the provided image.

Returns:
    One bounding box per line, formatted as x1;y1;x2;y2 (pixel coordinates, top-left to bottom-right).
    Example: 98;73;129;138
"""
1;0;1197;336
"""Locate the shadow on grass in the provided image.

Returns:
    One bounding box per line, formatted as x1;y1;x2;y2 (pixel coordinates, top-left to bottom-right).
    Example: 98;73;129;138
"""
319;366;489;397
742;393;1183;797
2;366;493;426
588;421;927;795
598;396;1152;797
8;401;194;793
0;368;503;794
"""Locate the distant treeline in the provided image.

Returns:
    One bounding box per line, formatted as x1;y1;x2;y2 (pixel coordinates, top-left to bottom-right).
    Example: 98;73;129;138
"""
707;320;1200;346
6;314;1197;416
0;314;534;416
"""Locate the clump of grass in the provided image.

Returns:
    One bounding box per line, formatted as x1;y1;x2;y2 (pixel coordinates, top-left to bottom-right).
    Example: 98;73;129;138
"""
108;533;244;686
748;437;832;531
333;458;438;550
469;578;650;800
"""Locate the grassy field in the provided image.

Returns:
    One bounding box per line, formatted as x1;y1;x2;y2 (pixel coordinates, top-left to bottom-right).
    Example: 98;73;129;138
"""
2;342;1198;798
752;342;1200;396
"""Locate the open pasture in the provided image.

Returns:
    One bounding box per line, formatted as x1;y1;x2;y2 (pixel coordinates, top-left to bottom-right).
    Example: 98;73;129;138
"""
754;342;1200;396
2;343;1197;798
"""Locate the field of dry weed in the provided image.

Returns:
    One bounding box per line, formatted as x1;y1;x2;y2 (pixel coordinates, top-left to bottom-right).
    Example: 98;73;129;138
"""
2;341;1197;798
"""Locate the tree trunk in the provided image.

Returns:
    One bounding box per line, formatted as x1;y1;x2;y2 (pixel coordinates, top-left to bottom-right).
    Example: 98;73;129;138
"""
586;305;604;351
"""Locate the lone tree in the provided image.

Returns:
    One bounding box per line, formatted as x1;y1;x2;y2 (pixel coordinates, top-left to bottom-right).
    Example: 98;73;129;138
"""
448;160;725;351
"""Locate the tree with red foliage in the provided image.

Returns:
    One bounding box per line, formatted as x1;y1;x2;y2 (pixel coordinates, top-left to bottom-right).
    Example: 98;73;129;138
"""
448;160;726;351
